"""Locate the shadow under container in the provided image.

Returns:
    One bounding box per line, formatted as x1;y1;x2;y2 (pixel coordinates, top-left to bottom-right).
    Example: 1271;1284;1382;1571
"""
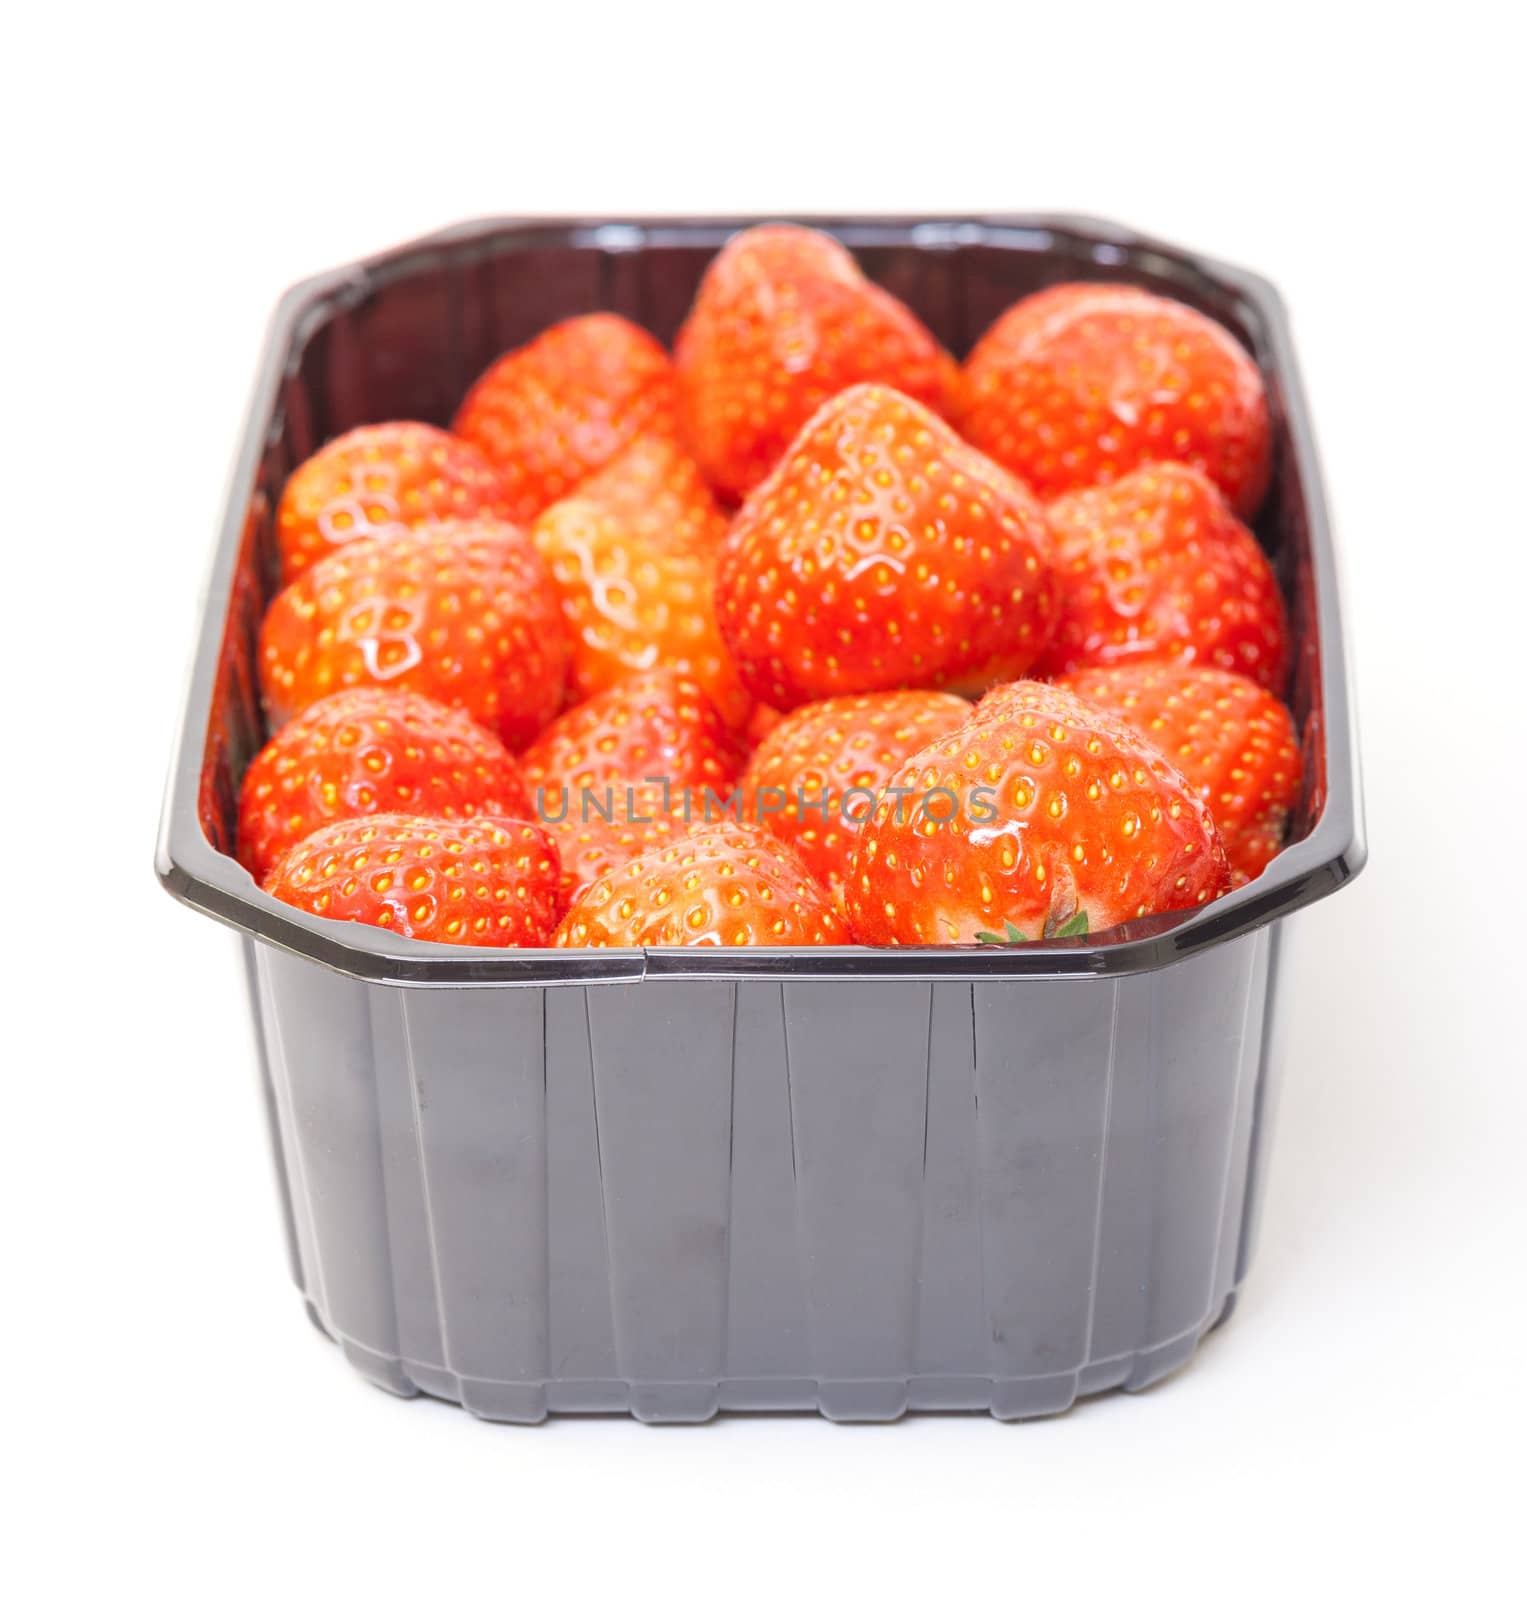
157;215;1365;1422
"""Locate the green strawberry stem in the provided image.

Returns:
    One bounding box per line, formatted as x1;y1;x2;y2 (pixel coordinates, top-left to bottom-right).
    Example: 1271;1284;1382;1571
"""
974;910;1090;945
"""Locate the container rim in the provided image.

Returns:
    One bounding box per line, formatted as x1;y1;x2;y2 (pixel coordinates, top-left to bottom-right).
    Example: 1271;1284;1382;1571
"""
155;212;1365;986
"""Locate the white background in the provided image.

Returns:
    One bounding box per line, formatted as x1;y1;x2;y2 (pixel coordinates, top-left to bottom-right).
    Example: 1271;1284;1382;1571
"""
6;3;1524;1593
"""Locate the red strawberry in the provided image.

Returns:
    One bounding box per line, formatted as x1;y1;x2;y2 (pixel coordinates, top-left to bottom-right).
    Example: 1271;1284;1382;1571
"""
744;703;786;749
958;283;1271;517
236;686;532;884
259;520;568;751
265;813;563;947
1034;461;1290;691
541;810;693;913
958;281;1107;352
1054;662;1302;882
570;432;729;555
453;313;679;523
740;690;971;901
716;383;1056;709
555;824;850;948
519;669;744;900
844;680;1229;945
275;422;512;582
533;494;752;730
676;224;954;500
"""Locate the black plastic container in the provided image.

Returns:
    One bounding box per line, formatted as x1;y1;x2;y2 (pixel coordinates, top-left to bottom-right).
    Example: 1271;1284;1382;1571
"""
157;215;1364;1421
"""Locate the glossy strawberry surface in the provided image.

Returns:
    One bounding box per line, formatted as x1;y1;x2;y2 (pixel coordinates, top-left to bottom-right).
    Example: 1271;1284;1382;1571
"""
520;670;743;900
454;313;679;523
275;422;513;582
259;520;568;750
676;224;954;500
556;823;850;948
571;433;729;555
533;494;751;729
1056;661;1301;882
844;680;1229;944
740;689;971;900
237;686;531;884
958;283;1271;517
265;813;563;947
1035;462;1291;692
717;383;1056;708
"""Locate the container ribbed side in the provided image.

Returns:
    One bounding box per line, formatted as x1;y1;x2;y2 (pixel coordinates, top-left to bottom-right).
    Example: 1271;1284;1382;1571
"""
1087;934;1268;1391
969;976;1121;1417
582;981;735;1420
249;927;1277;1422
389;985;549;1420
719;983;812;1410
779;981;934;1419
255;946;410;1396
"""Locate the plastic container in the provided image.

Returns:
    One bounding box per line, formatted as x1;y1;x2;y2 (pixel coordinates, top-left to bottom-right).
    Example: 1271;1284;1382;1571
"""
157;215;1365;1421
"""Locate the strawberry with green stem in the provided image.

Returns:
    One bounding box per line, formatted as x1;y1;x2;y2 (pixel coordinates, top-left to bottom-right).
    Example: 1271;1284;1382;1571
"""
844;680;1230;945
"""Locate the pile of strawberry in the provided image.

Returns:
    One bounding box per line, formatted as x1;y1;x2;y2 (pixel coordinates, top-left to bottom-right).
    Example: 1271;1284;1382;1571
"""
239;224;1301;950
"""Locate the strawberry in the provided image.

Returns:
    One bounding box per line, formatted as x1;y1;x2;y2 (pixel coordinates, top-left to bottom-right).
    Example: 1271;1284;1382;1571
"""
740;690;971;902
555;824;850;948
957;281;1107;352
675;223;954;500
236;686;532;884
519;669;744;900
570;432;729;555
843;680;1229;945
259;520;568;751
274;422;513;582
1034;461;1291;691
453;313;679;524
531;806;688;908
265;813;563;947
1054;662;1302;883
533;494;752;730
744;703;786;749
716;383;1056;709
958;282;1271;517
